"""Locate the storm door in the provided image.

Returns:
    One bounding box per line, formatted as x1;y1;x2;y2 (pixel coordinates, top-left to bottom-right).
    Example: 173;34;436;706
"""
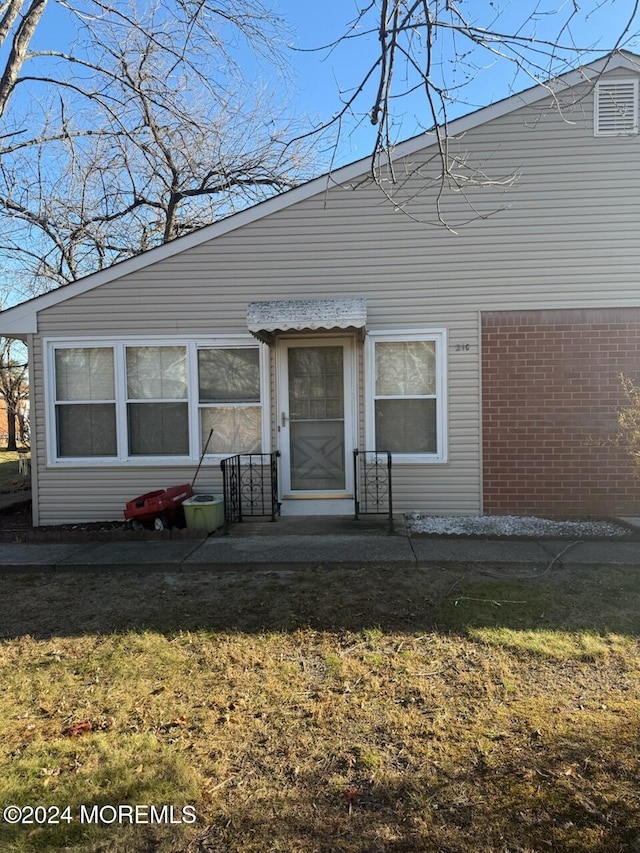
277;338;354;498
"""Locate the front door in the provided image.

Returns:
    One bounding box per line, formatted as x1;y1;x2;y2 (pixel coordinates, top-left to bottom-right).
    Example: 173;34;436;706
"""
277;337;355;510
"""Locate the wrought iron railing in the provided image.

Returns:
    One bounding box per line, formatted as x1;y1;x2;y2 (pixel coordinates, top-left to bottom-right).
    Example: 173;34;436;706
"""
353;449;393;531
220;451;281;533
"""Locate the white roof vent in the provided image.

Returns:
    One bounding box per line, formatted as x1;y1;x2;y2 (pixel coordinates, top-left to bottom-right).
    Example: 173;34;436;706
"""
594;79;638;136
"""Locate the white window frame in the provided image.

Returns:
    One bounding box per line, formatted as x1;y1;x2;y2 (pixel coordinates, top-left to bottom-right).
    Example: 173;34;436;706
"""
196;342;267;457
52;346;118;460
364;329;448;464
45;336;270;466
594;78;639;137
125;344;190;458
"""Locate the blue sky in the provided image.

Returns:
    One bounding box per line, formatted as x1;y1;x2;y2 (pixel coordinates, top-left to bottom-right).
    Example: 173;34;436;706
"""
17;0;640;167
277;0;640;165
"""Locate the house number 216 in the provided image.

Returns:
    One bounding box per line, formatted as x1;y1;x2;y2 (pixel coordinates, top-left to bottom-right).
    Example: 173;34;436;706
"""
455;344;470;352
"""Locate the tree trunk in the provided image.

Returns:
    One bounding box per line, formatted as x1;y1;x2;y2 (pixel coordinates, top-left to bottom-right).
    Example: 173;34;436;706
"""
5;401;16;450
0;0;47;118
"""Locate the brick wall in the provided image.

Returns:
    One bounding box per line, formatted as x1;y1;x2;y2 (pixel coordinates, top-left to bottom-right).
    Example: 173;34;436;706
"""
0;404;7;441
482;308;640;517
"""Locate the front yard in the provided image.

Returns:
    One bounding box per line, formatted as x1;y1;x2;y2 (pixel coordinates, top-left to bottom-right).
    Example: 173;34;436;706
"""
1;562;639;852
0;449;27;491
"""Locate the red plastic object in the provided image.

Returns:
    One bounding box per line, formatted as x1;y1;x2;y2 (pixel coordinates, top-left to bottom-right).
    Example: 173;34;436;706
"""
123;483;193;525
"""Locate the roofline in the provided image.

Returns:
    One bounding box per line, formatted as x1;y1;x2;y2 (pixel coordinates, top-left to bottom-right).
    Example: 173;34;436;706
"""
2;49;638;334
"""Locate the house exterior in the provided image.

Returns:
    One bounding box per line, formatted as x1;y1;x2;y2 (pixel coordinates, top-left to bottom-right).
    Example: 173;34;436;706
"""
2;51;640;525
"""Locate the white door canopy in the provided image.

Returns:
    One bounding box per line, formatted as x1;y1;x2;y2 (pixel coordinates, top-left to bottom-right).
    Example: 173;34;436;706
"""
247;298;367;344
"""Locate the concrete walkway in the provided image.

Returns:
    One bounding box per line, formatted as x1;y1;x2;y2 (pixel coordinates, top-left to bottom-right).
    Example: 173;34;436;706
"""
0;514;639;572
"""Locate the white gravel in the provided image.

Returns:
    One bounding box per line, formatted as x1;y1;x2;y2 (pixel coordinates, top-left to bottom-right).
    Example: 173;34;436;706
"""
404;513;630;538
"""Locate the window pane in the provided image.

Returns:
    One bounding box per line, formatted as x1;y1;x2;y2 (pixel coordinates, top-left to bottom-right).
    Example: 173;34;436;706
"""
198;348;260;403
201;406;261;454
375;399;437;453
288;346;344;420
56;404;117;456
128;402;189;455
126;347;187;399
55;348;114;401
375;341;436;396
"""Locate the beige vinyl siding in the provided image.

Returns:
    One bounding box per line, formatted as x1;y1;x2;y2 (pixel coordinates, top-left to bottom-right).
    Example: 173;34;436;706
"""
26;333;40;523
31;70;640;522
31;335;45;525
33;317;479;523
33;325;227;523
35;466;226;526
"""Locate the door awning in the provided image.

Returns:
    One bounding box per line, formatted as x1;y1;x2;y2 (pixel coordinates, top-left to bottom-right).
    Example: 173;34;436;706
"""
247;298;367;344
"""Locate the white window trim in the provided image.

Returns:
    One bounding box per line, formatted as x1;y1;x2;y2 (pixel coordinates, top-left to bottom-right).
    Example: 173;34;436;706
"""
44;336;270;466
594;78;639;137
364;329;448;464
196;342;269;459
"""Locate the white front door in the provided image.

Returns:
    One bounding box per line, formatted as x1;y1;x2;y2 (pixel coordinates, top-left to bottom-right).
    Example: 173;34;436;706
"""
277;337;356;513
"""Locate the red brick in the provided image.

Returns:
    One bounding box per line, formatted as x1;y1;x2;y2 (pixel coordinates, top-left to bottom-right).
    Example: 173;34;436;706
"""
482;308;640;516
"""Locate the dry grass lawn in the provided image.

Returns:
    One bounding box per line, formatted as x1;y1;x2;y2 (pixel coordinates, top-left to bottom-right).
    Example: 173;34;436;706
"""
0;561;639;852
0;450;24;491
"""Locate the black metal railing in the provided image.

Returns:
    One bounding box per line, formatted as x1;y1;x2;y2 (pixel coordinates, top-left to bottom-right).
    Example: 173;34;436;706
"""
220;451;281;533
353;449;393;531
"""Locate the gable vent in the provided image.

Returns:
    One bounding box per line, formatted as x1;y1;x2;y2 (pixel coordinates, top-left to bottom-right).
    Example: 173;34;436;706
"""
594;79;639;136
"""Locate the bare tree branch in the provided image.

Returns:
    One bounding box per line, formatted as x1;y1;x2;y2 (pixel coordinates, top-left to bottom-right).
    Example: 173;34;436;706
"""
0;0;314;294
293;0;640;226
0;0;47;117
0;0;24;50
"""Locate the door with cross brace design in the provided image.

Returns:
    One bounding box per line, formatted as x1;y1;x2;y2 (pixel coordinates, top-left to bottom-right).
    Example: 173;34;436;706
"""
278;338;355;503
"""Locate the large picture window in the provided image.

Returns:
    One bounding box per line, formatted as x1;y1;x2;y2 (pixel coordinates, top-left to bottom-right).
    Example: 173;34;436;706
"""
47;339;267;463
367;330;446;461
